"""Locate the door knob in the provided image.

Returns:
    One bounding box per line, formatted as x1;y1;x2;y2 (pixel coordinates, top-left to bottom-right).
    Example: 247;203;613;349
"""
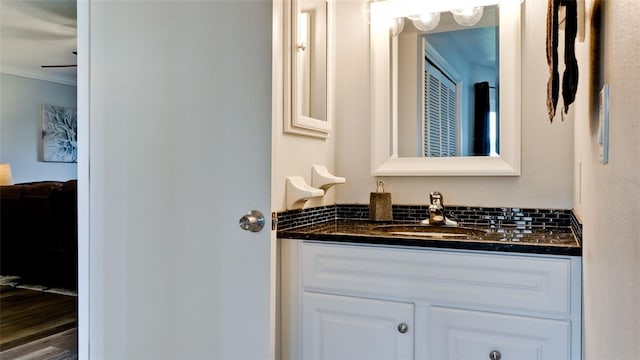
239;210;265;232
397;323;409;334
489;350;501;360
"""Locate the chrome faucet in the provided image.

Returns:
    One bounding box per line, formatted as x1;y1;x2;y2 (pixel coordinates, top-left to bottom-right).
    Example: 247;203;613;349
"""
428;192;446;225
422;191;457;226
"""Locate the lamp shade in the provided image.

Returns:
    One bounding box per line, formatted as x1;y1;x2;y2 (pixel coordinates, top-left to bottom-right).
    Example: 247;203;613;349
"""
0;163;13;185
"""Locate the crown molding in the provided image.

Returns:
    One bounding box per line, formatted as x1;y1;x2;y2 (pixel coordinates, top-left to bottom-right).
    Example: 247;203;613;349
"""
0;64;77;86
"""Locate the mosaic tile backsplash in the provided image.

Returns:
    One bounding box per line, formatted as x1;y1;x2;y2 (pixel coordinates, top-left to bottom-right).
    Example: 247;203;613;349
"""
277;204;582;240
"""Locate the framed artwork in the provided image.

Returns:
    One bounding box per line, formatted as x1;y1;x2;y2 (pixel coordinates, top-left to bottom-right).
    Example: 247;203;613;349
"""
42;104;77;163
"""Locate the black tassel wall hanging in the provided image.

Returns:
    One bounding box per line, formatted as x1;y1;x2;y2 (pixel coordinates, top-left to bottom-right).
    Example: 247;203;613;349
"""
546;0;579;122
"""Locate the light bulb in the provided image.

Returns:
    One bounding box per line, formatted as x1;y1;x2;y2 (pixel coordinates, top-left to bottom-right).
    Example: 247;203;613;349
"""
451;6;484;27
388;17;405;36
409;12;441;32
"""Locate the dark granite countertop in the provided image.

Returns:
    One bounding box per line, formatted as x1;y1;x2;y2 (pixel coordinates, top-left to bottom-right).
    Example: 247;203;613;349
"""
277;219;582;256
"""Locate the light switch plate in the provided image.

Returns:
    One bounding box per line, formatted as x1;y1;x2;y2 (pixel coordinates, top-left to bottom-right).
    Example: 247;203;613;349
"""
598;84;609;164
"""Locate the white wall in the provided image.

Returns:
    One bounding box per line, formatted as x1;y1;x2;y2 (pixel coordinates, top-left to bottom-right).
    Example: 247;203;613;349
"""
0;73;77;183
335;0;574;209
574;0;640;358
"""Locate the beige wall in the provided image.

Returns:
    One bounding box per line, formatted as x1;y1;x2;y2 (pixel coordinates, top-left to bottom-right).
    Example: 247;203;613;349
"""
271;128;337;211
574;0;640;358
334;0;574;209
271;1;340;212
273;0;576;211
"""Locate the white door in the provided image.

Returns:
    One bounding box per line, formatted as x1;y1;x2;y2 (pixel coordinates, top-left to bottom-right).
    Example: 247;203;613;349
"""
303;292;414;360
77;1;273;358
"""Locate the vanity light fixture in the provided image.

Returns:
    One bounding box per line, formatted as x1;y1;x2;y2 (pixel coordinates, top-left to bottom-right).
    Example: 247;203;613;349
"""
371;0;497;35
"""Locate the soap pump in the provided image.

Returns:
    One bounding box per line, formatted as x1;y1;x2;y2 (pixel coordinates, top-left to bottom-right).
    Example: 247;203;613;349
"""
369;180;393;221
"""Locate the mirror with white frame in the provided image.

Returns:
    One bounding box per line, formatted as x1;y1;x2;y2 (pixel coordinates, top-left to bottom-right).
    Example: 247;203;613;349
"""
284;0;334;138
370;0;522;176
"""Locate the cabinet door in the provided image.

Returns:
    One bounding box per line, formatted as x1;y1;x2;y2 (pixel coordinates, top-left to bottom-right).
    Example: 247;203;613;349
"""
303;292;414;360
429;307;571;360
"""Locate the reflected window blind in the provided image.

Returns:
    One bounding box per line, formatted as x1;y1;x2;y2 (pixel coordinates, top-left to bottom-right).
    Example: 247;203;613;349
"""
424;62;457;157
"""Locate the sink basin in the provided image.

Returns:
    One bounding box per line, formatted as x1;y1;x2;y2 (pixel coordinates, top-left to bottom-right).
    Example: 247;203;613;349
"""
372;224;486;239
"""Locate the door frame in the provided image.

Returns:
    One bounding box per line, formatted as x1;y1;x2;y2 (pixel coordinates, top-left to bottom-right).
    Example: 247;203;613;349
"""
76;0;89;358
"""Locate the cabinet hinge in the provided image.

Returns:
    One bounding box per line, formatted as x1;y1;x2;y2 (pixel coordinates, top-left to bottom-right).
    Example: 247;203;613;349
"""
271;211;278;231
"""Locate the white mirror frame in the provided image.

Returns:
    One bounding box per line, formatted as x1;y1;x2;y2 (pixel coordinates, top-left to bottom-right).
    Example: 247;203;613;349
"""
284;0;335;138
370;0;522;176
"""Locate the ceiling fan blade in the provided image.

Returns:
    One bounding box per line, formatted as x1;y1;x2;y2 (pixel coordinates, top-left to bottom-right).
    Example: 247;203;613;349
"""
41;64;77;68
40;51;78;68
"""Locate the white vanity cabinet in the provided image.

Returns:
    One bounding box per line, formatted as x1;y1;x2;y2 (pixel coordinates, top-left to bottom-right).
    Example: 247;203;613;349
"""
428;306;571;359
279;240;582;360
303;292;414;359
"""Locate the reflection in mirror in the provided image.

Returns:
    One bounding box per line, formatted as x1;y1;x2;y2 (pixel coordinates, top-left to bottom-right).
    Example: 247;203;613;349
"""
284;0;332;138
396;6;499;158
298;0;327;121
370;0;522;176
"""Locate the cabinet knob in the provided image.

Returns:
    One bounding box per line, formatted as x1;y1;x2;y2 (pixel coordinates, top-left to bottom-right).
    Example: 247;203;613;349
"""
489;350;501;360
397;323;409;334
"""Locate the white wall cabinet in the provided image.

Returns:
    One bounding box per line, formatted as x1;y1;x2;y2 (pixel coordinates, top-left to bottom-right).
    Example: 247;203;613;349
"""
280;240;582;360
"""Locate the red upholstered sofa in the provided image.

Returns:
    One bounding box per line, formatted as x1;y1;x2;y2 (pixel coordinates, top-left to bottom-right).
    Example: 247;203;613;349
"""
0;180;77;290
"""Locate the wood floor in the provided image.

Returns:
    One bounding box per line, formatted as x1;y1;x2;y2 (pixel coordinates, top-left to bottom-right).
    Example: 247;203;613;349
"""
0;285;77;359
